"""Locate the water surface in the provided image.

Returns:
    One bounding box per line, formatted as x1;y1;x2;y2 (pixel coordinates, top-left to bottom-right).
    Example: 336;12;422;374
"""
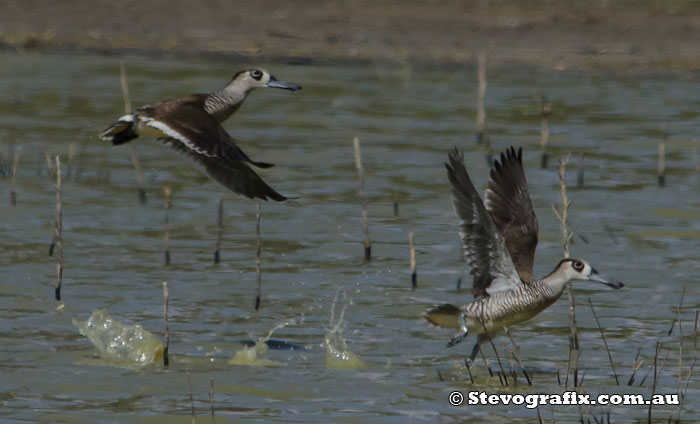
0;53;699;423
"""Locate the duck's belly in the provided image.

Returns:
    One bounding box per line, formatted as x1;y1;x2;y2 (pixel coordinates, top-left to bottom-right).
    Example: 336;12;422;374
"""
464;290;558;335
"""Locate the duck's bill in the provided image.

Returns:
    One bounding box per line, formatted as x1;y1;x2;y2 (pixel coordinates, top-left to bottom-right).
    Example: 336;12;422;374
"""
266;77;302;93
588;271;625;290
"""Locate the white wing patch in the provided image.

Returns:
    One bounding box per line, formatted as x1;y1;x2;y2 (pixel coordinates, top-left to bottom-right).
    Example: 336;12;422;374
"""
485;216;522;295
483;188;494;211
485;257;522;295
101;113;137;141
140;117;215;157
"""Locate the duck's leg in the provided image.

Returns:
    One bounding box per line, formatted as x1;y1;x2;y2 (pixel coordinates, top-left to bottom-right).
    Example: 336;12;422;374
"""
447;313;469;347
466;341;481;366
465;335;487;367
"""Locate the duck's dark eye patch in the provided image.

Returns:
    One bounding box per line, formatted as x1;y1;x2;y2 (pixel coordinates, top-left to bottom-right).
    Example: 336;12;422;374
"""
573;261;584;271
251;69;263;80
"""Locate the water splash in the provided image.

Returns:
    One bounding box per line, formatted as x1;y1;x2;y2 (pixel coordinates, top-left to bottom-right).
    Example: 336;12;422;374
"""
323;293;364;370
73;309;164;366
228;319;295;367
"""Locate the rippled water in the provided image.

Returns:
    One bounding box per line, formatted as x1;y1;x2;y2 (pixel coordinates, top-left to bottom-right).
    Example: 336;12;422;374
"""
1;52;699;423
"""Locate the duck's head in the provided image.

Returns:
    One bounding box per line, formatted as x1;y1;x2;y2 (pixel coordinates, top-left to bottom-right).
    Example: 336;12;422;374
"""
229;68;302;93
555;258;625;289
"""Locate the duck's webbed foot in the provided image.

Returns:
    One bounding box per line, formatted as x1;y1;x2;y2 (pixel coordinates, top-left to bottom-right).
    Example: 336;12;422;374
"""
446;313;469;348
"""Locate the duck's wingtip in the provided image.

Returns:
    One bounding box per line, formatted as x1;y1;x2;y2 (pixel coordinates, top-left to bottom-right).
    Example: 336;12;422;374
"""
446;146;464;168
252;161;274;169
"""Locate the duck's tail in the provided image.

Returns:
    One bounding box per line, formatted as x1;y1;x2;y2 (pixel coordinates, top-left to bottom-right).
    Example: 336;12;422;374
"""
101;114;139;145
424;304;462;330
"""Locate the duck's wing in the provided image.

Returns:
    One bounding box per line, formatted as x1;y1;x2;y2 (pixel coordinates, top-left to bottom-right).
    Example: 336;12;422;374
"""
162;136;286;201
138;99;273;168
484;147;539;283
446;148;521;299
138;101;284;201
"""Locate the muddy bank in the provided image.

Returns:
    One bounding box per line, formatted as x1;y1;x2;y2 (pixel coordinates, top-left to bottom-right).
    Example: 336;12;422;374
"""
4;1;700;73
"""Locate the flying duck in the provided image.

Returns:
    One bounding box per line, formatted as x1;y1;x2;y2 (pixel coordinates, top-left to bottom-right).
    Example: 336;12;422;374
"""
101;68;302;201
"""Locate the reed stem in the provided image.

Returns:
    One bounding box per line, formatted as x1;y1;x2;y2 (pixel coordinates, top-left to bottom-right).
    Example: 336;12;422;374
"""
487;338;508;386
131;146;146;204
54;155;63;301
163;281;169;366
214;194;224;264
552;155;572;257
478;313;507;385
694;309;698;352
505;328;532;385
409;232;417;290
120;61;146;203
668;285;685;336
209;378;215;423
539;92;551;169
588;297;619;385
186;369;195;423
65;142;77;181
648;341;662;422
475;53;487;144
626;347;642;386
0;136;7;177
657;141;666;187
164;186;171;265
676;352;697;423
45;152;55;180
119;61;131;114
255;201;262;311
10;147;19;206
353;137;371;261
693;137;700;178
577;152;584;188
552;155;578;387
